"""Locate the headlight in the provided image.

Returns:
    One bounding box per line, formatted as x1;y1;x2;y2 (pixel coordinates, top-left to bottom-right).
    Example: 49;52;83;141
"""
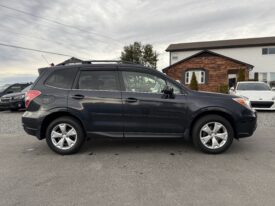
13;94;25;100
233;97;251;109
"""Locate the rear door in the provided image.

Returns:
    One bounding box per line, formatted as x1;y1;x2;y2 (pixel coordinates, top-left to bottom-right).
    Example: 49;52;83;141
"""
68;66;123;137
119;68;187;138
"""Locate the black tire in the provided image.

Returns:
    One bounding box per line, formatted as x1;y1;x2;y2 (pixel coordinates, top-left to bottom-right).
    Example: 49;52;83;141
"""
192;115;234;154
46;117;85;155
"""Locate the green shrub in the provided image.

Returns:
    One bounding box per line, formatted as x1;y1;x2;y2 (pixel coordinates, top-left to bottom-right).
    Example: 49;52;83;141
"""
237;69;245;82
218;84;229;94
189;72;198;91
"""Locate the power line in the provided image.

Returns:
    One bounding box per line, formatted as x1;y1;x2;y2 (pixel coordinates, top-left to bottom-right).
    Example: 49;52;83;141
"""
0;28;64;45
0;27;92;58
0;42;73;57
2;14;110;46
0;3;122;44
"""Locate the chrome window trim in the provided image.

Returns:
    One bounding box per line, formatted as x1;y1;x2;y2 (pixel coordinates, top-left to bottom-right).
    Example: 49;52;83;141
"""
45;84;71;90
71;88;121;92
122;90;187;96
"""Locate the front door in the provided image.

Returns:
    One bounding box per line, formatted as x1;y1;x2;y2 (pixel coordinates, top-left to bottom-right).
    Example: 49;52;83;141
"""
120;70;187;138
228;74;237;88
68;69;123;137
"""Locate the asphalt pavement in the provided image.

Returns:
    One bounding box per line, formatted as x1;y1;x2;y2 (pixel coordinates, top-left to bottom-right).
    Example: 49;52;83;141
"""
0;111;275;206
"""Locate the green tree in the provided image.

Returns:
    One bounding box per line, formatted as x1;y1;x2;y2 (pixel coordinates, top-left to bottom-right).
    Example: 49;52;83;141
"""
120;42;158;69
189;72;199;91
237;68;246;82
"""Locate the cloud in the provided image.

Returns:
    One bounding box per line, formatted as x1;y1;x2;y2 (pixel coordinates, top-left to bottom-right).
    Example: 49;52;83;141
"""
0;0;275;81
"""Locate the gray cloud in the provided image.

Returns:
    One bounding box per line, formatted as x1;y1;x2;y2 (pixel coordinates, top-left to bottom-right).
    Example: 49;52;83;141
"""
0;0;275;82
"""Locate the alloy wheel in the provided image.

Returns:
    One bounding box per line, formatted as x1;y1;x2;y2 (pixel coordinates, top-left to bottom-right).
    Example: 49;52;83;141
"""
199;122;228;149
51;123;78;150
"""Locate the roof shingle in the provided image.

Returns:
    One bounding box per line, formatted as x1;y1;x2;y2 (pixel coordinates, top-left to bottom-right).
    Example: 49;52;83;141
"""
166;36;275;51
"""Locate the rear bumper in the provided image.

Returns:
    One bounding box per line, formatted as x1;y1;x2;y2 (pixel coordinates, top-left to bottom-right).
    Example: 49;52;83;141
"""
22;111;43;140
235;111;257;138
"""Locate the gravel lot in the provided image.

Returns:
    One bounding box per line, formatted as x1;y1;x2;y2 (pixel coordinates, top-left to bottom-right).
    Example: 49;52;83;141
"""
0;111;275;206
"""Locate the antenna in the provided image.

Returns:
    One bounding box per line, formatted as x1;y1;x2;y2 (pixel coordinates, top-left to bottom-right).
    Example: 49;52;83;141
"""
41;55;50;66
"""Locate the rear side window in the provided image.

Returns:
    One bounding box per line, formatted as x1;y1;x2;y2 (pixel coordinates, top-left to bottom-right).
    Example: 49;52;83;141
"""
45;68;77;89
77;71;119;91
6;84;22;93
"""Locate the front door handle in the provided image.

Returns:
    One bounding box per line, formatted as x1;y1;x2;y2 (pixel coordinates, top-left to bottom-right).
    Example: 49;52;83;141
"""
125;97;138;103
72;94;85;100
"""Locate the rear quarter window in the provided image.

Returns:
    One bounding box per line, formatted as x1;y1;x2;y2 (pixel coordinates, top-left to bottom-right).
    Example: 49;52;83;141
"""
45;68;78;89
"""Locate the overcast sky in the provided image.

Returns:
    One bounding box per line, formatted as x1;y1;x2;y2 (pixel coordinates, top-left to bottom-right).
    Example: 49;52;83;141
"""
0;0;275;83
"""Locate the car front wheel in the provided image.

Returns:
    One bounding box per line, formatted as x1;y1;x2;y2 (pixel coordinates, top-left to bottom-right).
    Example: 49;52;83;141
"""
192;115;234;154
46;117;85;155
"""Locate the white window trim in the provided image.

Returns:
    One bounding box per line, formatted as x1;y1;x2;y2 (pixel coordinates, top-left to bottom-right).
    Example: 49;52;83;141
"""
185;70;206;84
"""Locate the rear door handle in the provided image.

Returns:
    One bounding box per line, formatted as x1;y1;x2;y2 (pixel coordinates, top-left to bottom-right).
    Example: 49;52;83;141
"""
72;94;85;100
125;97;138;103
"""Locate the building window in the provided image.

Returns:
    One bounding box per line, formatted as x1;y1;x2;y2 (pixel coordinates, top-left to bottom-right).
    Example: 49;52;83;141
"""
258;72;267;83
172;55;178;60
185;70;206;84
270;72;275;81
262;48;275;55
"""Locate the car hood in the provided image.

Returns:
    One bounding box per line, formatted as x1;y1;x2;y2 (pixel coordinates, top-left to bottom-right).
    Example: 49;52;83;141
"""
1;92;24;98
192;91;235;99
235;90;275;100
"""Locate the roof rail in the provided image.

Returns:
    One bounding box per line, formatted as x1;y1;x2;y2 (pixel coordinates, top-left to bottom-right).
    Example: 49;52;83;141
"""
82;60;138;65
57;60;139;66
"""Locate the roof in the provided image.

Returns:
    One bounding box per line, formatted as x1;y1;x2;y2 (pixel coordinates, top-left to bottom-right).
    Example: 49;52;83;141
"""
166;36;275;52
162;50;254;72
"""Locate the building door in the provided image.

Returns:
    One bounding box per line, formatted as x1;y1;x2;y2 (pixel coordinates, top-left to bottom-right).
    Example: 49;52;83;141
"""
228;74;237;88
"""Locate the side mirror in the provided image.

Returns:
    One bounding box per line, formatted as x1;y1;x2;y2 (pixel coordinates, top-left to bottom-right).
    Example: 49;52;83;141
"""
229;87;234;91
272;87;275;91
162;86;174;98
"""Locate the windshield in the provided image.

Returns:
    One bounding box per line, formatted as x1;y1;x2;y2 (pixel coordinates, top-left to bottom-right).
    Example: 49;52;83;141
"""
22;84;32;93
0;84;11;92
237;83;271;91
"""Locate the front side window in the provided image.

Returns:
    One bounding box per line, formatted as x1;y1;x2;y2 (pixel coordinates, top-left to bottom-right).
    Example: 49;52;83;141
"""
45;68;77;89
122;71;166;93
0;84;11;92
78;71;119;91
167;81;181;94
185;70;205;84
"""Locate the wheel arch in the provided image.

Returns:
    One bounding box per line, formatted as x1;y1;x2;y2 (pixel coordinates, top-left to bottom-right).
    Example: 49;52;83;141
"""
189;107;236;138
40;111;86;139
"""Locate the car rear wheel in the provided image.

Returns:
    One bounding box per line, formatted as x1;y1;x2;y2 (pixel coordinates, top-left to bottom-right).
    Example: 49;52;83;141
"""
192;115;234;154
46;117;85;155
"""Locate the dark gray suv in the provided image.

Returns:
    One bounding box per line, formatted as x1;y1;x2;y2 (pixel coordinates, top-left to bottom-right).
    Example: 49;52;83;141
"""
22;61;257;155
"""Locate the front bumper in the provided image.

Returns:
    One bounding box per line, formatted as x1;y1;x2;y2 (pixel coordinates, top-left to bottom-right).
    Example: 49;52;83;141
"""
235;110;257;138
250;100;275;111
0;100;25;110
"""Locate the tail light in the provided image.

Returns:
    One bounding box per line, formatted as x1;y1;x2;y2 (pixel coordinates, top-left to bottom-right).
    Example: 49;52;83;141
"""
25;90;41;108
